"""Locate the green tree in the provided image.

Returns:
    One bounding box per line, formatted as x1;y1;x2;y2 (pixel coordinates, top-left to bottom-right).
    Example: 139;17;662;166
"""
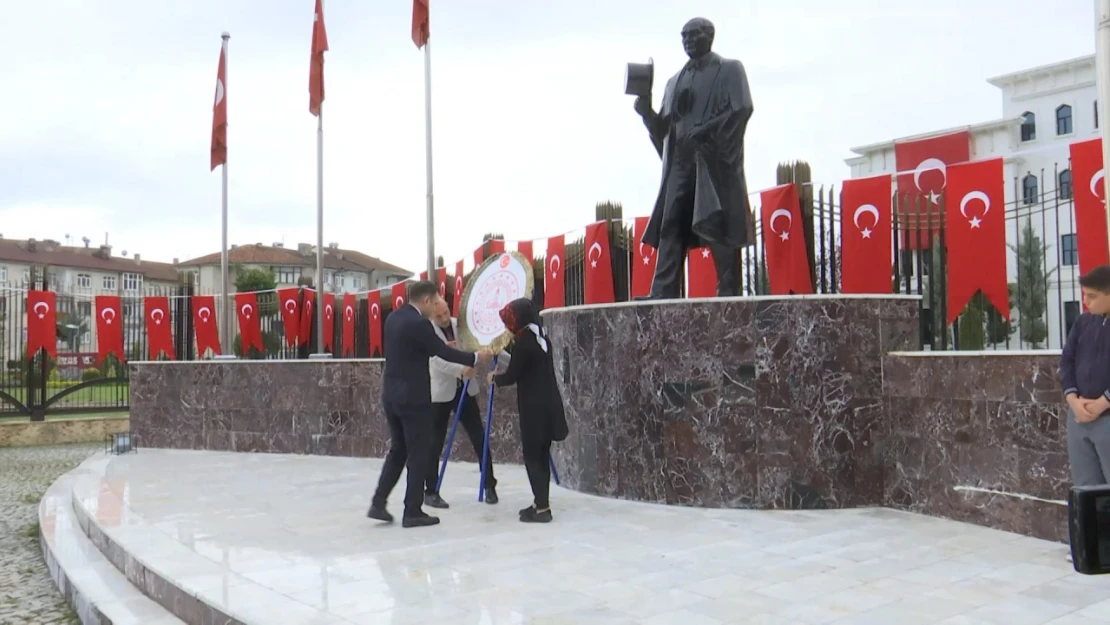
233;331;281;359
957;301;987;350
234;267;278;317
1009;218;1054;348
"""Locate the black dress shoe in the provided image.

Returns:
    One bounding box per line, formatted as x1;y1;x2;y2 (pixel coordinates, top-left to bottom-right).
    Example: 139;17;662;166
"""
402;514;441;528
520;507;553;523
367;505;394;523
484;487;499;505
519;505;533;517
424;493;450;509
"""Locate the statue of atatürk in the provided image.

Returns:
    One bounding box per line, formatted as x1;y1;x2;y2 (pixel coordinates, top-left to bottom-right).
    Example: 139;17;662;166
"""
634;17;753;299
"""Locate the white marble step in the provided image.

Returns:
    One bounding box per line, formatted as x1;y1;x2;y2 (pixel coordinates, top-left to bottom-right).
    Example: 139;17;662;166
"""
39;463;184;625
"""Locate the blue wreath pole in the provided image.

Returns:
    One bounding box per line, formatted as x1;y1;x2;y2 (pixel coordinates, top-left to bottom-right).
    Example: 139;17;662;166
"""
549;455;560;485
434;377;471;493
478;355;498;502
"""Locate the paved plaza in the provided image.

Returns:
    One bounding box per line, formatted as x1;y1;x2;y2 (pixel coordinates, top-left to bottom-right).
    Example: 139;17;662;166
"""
58;449;1110;624
0;442;97;625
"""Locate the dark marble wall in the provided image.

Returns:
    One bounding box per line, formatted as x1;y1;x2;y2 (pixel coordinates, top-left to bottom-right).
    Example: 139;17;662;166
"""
542;296;921;511
129;360;522;467
883;352;1067;541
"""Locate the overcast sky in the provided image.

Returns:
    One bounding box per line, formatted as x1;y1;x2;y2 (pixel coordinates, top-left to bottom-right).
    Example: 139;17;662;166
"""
0;0;1096;274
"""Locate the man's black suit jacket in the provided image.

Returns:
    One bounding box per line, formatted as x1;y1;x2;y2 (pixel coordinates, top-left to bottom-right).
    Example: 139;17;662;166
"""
382;304;477;407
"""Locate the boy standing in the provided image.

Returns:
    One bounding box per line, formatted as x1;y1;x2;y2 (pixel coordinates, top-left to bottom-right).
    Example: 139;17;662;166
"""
1060;265;1110;487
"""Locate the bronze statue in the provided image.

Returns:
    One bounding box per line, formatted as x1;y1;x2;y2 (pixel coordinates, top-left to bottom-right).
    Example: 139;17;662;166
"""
634;17;754;299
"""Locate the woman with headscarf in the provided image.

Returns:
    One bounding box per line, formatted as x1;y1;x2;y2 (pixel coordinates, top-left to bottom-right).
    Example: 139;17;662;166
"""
487;298;569;523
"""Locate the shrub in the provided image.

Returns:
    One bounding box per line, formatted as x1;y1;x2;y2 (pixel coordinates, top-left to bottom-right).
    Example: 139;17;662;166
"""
81;368;101;382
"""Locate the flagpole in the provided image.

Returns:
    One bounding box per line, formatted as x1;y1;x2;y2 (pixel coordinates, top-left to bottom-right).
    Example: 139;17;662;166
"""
220;31;232;357
424;38;436;277
313;0;328;357
1097;0;1110;255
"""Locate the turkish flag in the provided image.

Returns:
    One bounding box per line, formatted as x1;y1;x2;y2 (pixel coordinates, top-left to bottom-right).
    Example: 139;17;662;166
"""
545;235;566;308
308;0;328;116
341;293;356;357
517;240;534;262
419;270;428;280
26;290;57;359
452;259;465;315
631;216;657;298
945;157;1009;324
235;292;264;355
94;295;124;364
367;290;383;357
473;245;483;267
412;0;429;49
687;247;717;298
1070;138;1110;274
840;174;893;294
584;222;615;304
436;267;448;300
277;287;301;347
760;184;813;295
298;289;316;347
322;293;335;351
391;282;407;311
210;44;227;171
489;239;505;255
894;131;971;250
144;296;175;360
192;295;221;356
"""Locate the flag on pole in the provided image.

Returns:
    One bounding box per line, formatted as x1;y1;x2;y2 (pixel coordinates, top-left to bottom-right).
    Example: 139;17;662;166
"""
210;44;227;170
309;0;328;116
412;0;429;48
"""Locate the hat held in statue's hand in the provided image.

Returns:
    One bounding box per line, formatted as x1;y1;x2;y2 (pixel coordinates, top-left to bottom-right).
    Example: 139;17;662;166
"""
624;58;654;97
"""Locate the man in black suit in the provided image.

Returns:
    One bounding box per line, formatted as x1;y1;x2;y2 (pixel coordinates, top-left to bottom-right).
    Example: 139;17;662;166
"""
368;281;493;528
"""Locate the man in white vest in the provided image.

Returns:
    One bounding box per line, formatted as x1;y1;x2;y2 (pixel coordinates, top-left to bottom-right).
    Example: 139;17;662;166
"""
425;297;498;507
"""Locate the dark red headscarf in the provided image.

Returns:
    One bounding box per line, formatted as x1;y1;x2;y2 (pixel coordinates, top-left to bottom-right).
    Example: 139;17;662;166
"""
499;298;539;335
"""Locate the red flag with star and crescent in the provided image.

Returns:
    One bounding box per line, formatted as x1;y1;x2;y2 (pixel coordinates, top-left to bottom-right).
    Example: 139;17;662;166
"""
631;216;656;298
945;157;1009;324
298;289;316;347
341;293;356;357
1070;138;1110;274
760;184;812;295
583;222;615;304
412;0;429;49
545;235;566;308
210;43;227;171
26;290;57;359
144;296;175;360
436;267;448;300
94;295;125;364
367;290;383;357
308;0;328;116
452;260;465;315
322;293;336;351
391;282;407;312
687;247;717;298
235;292;264;355
517;240;533;263
894;131;970;251
840;174;893;294
191;295;221;356
277;287;301;347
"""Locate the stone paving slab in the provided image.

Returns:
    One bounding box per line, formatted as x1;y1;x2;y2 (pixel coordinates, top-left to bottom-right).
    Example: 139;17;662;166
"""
0;443;98;625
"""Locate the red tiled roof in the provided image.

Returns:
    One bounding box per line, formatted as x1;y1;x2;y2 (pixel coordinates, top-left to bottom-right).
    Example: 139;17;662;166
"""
0;239;179;282
179;244;410;276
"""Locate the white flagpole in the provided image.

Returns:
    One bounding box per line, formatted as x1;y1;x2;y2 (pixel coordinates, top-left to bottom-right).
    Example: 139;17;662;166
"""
220;32;232;357
1097;0;1110;255
314;0;328;357
424;38;436;277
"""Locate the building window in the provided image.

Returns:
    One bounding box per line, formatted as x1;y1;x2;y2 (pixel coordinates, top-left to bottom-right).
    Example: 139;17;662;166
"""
75;273;91;288
22;269;30;284
1066;300;1082;337
275;266;298;284
1020;111;1036;141
0;266;6;282
1062;233;1078;266
77;301;91;318
1097;100;1101;129
122;272;142;292
1056;104;1073;135
102;275;116;290
122;303;138;318
1022;174;1038;205
1059;169;1073;201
